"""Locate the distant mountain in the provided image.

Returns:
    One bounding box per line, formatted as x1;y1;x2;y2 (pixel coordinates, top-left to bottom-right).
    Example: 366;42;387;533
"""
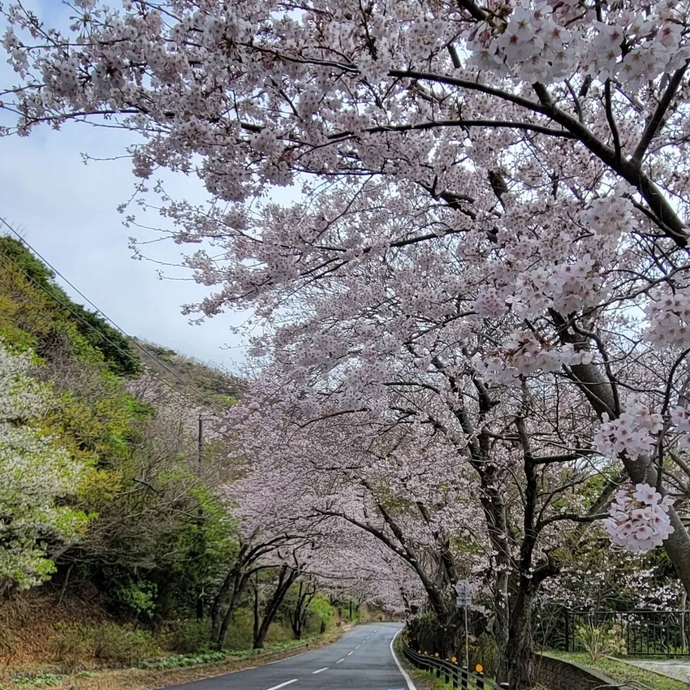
130;338;244;407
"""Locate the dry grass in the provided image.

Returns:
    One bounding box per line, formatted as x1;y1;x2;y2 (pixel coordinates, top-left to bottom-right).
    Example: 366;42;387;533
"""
0;592;108;667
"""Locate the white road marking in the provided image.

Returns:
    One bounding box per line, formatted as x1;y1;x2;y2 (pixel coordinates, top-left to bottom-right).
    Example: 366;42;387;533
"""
312;667;328;674
347;651;353;656
266;681;299;690
390;629;418;690
336;658;345;664
355;645;360;649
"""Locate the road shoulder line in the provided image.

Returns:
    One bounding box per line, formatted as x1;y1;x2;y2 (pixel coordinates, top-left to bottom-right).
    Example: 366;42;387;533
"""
266;680;298;690
390;628;418;690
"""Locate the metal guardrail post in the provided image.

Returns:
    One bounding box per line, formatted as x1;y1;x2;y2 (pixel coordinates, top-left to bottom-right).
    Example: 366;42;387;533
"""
401;641;499;690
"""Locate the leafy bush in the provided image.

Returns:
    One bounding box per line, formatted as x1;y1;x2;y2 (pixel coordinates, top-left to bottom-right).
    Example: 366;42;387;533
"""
92;622;160;665
575;621;627;662
221;608;254;651
52;621;160;668
264;621;294;645
161;619;213;654
52;622;92;671
470;633;501;679
307;596;335;635
139;650;226;670
115;581;158;620
11;673;66;687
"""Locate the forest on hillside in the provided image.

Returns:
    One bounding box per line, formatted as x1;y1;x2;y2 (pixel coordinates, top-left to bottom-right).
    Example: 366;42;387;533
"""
0;236;368;675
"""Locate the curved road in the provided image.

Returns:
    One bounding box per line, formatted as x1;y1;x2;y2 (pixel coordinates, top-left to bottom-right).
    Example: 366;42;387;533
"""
165;623;416;690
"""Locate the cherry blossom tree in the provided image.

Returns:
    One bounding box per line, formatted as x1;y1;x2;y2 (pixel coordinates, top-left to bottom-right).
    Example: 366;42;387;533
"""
228;358;627;684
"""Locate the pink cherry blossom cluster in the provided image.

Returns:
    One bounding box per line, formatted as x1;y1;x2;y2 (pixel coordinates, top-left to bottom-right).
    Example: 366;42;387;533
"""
645;288;690;349
593;403;663;461
670;406;690;451
508;256;604;318
469;1;689;88
479;329;587;380
471;3;574;83
605;483;674;553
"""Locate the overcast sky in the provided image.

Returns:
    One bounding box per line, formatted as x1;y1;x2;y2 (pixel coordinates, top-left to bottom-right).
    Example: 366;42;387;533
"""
0;1;254;373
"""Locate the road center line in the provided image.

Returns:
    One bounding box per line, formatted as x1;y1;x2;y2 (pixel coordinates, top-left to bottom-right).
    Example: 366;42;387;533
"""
312;667;328;674
336;658;344;664
265;681;298;690
347;651;353;656
355;644;360;649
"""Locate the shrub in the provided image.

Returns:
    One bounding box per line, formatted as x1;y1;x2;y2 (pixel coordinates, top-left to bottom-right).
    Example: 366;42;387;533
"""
307;596;335;635
11;673;67;687
52;622;93;671
220;608;254;651
469;633;500;679
264;621;294;645
161;619;213;654
52;621;160;668
115;581;158;621
139;651;226;670
91;622;160;666
575;621;627;662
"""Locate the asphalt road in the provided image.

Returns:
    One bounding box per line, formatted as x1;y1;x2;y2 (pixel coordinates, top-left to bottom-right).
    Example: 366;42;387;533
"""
164;623;415;690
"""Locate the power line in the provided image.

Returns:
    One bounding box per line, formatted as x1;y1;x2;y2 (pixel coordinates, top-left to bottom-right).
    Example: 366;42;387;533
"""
0;219;225;413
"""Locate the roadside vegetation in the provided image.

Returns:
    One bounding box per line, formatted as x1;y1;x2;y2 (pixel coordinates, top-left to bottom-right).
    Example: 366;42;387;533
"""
548;653;687;690
0;236;368;685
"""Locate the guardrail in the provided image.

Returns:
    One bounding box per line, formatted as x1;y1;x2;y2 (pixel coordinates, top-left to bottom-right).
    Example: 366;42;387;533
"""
401;642;503;690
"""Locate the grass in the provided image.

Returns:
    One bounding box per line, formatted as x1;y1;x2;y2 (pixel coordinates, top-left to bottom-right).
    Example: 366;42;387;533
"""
0;628;350;690
548;652;688;690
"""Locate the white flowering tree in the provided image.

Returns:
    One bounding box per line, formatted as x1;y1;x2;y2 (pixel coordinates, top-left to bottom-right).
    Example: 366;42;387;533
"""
0;341;89;595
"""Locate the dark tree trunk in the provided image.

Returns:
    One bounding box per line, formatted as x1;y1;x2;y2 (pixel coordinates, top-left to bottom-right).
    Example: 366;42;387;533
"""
441;611;463;659
216;570;250;649
290;580;316;640
210;543;249;643
252;573;261;645
503;586;536;690
253;565;298;649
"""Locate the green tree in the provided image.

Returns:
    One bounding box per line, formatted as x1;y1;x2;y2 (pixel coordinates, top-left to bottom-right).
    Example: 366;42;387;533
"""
0;340;90;595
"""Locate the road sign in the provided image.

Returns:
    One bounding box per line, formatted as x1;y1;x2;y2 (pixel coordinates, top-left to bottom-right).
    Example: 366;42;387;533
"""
454;580;472;608
453;580;469;595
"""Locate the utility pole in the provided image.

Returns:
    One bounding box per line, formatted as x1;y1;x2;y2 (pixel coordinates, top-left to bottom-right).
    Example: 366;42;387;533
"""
196;413;205;620
198;414;204;465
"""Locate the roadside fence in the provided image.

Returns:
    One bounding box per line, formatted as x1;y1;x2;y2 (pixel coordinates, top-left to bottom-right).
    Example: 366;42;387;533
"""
401;641;504;690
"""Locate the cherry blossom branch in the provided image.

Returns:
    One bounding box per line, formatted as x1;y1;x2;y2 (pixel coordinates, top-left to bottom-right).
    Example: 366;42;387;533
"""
631;63;690;166
604;81;621;161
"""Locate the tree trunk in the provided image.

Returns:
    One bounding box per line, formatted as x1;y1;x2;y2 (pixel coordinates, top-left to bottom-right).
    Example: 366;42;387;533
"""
503;586;536;690
216;570;250;649
560;328;690;596
252;573;261;645
290;581;315;640
210;544;249;642
253;565;298;649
